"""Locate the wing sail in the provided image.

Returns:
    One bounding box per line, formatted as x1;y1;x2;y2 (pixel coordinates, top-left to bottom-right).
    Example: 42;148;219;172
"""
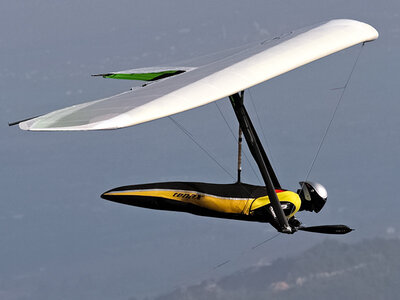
19;19;378;131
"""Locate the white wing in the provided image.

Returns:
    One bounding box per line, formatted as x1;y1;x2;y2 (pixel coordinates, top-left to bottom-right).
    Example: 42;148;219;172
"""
19;19;378;131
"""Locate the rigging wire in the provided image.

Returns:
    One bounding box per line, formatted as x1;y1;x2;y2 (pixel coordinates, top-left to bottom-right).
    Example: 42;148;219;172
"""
168;116;235;180
251;232;281;250
212;232;281;270
168;113;256;202
169;108;258;206
214;101;262;184
303;43;365;182
173;231;281;290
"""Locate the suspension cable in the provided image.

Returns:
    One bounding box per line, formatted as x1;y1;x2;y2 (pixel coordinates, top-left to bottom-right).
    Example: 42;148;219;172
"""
214;101;262;184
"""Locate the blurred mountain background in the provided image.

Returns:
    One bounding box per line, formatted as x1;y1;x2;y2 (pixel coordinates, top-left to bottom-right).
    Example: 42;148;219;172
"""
156;238;400;300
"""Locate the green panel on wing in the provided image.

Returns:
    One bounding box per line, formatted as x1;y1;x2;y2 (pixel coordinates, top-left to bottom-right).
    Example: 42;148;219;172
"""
101;70;185;81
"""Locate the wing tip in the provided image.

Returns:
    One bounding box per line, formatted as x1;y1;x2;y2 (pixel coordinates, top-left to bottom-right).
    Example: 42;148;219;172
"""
19;122;29;130
331;19;379;41
19;118;37;130
91;73;111;77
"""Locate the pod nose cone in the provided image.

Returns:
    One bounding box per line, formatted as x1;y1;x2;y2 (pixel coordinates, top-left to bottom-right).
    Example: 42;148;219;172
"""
101;187;134;206
101;189;118;201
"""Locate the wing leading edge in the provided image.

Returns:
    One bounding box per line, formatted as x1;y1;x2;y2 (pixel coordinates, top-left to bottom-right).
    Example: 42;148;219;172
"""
19;19;378;131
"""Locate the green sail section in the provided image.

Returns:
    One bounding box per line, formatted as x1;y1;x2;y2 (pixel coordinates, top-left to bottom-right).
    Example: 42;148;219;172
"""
102;70;185;81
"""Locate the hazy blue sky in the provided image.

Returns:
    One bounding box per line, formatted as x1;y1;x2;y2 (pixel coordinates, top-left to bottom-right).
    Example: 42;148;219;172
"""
1;1;399;299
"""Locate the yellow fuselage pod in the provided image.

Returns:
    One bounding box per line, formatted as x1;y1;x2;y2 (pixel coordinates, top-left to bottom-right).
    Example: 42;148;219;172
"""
102;182;301;223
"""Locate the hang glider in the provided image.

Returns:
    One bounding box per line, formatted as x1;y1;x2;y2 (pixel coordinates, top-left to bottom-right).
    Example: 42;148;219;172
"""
13;19;378;235
16;19;378;131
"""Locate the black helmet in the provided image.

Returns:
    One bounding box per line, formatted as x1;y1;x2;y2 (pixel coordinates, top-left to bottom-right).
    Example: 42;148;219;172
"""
297;181;327;213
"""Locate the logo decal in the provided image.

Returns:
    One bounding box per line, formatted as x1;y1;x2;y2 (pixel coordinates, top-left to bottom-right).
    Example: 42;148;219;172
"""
173;192;201;200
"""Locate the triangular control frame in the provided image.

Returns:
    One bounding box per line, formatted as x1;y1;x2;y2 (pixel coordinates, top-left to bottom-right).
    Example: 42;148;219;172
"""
229;92;291;233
